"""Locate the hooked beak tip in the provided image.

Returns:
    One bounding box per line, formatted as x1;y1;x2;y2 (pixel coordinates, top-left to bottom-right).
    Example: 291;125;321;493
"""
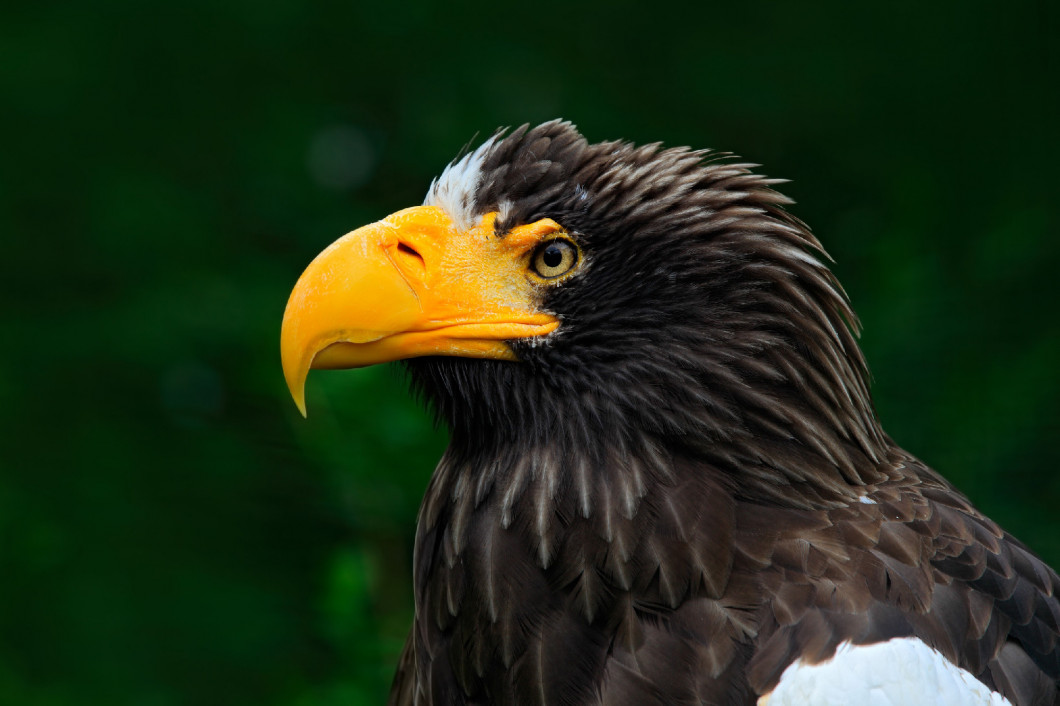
280;336;312;418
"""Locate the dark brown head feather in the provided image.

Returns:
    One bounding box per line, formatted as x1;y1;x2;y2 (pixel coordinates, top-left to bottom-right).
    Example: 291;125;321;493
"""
413;120;885;509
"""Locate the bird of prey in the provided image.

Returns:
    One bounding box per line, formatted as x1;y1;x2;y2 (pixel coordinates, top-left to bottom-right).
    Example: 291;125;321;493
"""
280;121;1059;705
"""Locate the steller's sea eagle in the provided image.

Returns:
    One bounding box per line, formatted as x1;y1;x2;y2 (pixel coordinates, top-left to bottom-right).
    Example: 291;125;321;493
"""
280;121;1059;705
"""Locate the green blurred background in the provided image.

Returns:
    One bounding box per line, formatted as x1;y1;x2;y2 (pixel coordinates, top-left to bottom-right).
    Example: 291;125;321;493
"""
2;1;1057;704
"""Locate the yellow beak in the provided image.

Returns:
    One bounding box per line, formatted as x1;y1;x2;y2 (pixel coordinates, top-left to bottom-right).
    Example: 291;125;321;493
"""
280;205;561;416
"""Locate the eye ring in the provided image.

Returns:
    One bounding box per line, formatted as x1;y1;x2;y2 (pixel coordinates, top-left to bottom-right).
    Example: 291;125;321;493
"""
530;237;580;281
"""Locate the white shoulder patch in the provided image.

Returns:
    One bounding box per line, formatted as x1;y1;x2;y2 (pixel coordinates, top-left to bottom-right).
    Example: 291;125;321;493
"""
423;135;497;231
759;638;1012;706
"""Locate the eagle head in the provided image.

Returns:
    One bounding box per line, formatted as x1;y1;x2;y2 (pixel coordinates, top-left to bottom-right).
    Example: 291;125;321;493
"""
281;120;886;507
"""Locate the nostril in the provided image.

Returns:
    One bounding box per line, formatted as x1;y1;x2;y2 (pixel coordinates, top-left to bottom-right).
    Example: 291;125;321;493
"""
397;242;421;260
394;241;425;271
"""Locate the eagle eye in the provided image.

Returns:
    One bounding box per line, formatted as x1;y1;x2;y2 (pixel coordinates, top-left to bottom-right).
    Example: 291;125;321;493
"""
530;238;579;280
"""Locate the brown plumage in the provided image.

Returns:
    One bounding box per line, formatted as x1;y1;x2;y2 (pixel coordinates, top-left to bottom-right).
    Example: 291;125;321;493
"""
284;121;1060;705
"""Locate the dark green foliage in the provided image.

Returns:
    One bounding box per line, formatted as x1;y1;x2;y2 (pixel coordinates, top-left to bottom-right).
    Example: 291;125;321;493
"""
1;1;1056;704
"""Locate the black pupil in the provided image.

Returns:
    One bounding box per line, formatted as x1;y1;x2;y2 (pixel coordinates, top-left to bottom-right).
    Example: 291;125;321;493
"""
543;244;564;268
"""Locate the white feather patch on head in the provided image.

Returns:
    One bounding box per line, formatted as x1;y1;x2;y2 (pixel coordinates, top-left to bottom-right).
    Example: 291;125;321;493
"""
758;637;1012;706
424;135;497;231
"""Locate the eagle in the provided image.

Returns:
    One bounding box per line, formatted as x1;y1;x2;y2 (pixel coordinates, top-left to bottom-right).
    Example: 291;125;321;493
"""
280;121;1059;705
